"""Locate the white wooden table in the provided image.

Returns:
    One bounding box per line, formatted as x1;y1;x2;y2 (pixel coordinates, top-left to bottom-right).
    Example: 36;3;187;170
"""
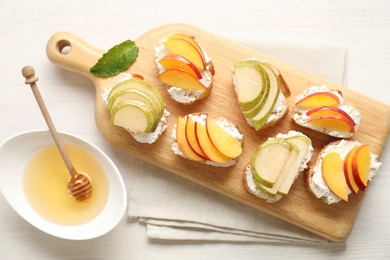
1;0;389;258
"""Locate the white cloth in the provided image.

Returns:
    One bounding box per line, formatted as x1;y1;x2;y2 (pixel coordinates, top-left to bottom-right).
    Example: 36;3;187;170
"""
127;41;347;245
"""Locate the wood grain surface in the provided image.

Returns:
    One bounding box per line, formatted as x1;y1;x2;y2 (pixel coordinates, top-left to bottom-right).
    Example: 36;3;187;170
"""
46;23;390;242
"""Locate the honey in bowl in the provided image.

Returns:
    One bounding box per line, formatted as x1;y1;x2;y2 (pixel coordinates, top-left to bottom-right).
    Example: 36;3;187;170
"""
23;143;109;226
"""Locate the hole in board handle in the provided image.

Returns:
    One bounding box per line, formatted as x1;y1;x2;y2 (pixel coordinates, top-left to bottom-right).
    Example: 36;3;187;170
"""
57;40;71;55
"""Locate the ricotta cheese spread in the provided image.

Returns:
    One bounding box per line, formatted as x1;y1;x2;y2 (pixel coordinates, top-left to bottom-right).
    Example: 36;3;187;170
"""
245;131;313;203
214;117;244;141
167;87;203;104
116;73;133;84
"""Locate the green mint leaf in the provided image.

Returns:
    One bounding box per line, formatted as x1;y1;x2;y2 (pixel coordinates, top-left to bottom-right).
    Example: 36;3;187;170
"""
90;40;139;77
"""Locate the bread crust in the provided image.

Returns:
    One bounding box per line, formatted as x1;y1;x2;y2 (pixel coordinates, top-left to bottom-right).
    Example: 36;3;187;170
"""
264;60;291;98
242;166;251;194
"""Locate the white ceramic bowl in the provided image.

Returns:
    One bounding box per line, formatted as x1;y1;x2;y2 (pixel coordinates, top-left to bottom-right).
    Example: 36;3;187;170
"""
0;130;127;240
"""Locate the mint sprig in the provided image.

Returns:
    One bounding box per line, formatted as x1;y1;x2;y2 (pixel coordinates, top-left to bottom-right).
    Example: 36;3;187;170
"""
90;40;139;77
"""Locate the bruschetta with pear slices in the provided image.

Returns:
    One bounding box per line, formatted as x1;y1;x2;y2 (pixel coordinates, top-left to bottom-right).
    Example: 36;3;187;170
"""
244;131;313;203
102;75;169;144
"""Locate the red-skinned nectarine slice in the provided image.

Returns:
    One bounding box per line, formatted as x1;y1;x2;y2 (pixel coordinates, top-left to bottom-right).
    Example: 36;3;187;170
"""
343;146;360;194
158;69;207;90
352;144;371;191
159;54;202;80
168;34;206;68
306;106;356;127
176;116;205;162
185;116;208;160
307;114;354;133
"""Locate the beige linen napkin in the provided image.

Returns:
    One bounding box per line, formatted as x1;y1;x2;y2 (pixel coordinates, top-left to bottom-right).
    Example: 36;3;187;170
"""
127;40;346;245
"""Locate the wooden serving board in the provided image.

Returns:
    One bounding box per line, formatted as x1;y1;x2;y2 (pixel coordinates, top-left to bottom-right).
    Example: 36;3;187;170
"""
46;23;390;242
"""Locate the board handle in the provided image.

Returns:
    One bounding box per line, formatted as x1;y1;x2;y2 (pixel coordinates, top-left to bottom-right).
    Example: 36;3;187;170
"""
46;32;103;81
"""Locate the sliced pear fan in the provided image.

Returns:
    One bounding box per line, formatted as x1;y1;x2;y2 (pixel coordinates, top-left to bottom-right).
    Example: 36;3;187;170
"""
250;139;292;188
233;59;289;131
278;136;311;195
108;78;165;118
111;99;155;133
107;89;161;129
106;78;166;137
246;132;312;202
255;143;299;196
249;62;281;130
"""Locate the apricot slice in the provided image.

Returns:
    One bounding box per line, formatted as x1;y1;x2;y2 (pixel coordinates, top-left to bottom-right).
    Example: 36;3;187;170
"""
195;122;231;163
322;152;348;201
295;92;340;109
206;118;242;158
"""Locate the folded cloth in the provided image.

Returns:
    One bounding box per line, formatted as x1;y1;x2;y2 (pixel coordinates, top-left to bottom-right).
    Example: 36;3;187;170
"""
127;40;346;244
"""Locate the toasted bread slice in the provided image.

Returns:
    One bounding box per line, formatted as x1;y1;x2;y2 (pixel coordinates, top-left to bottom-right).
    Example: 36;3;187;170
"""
171;113;243;167
293;85;361;138
102;75;169;144
244;131;313;203
155;34;214;104
306;140;381;204
232;59;290;131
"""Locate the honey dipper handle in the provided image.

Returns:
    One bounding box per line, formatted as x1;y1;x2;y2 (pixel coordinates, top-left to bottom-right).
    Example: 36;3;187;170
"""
46;32;104;81
22;66;77;177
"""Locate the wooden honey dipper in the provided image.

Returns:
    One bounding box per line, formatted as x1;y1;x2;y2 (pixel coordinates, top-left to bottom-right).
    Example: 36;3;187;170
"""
22;66;92;201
